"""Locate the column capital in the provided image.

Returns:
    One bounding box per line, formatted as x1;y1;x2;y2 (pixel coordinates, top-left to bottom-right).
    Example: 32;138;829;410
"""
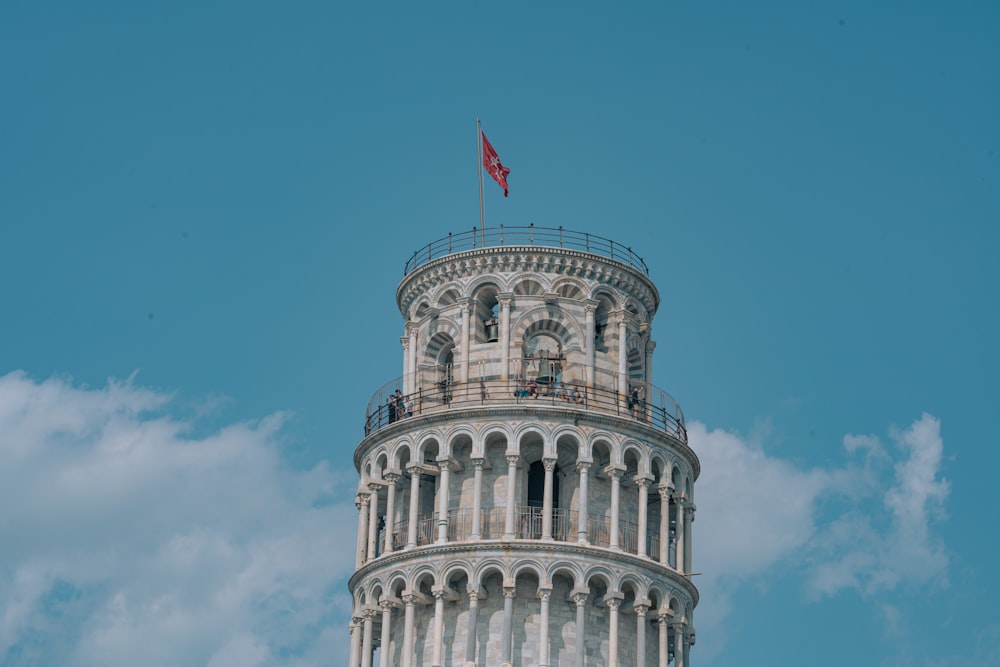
402;593;417;606
606;597;622;611
584;300;599;314
542;458;557;472
362;607;379;620
383;471;401;486
576;460;592;474
367;481;383;494
497;293;513;308
405;320;419;336
356;493;371;508
536;585;553;602
572;592;589;606
502;586;517;599
657;484;672;500
380;598;395;612
471;457;486;470
505;454;521;467
634;603;650;616
458;297;474;312
634;473;653;488
604;464;625;479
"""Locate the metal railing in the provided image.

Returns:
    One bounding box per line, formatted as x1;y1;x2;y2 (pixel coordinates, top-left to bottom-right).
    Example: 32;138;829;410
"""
365;372;686;444
403;225;650;276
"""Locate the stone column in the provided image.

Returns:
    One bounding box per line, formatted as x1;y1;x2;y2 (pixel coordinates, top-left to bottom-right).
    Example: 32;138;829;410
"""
367;483;381;562
470;458;485;540
573;591;588;667
673;622;685;667
500;585;516;667
617;314;628;399
499;294;512;381
379;600;394;667
636;476;650;557
644;338;656;395
542;458;556;540
503;454;519;540
349;615;363;667
400;334;410;394
609;467;623;550
431;588;446;667
576;462;590;543
460;298;472;384
401;593;416;667
361;608;376;667
584;301;597;388
607;597;621;667
407;465;420;549
675;497;685;573
383;473;399;554
537;587;552;667
658;485;671;565
465;588;481;667
437;461;451;543
356;493;371;568
634;603;650;667
407;322;418;394
685;503;695;574
657;611;670;667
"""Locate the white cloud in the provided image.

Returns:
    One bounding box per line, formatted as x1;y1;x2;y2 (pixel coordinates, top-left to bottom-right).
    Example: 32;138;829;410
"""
0;371;356;667
689;412;950;661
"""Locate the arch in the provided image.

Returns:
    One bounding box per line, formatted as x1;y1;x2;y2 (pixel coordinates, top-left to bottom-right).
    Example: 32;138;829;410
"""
511;275;547;296
412;299;433;320
551;276;588;301
433;283;463;309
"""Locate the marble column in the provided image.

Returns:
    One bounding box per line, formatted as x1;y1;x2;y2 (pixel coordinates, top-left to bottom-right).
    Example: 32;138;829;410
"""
356;493;371;568
538;587;552;667
378;600;394;667
407;465;420;548
367;483;381;562
634;603;649;667
470;458;484;540
499;294;511;381
349;615;363;667
636;476;649;557
673;622;685;667
400;334;410;394
675;497;685;573
576;462;590;543
500;585;516;667
465;588;480;667
573;592;588;667
460;299;472;384
685;503;695;574
617;314;628;399
609;468;622;550
383;473;399;554
657;611;670;667
607;597;621;667
658;485;671;565
401;593;416;667
503;455;519;540
431;588;446;667
542;458;556;540
407;322;418;394
584;301;597;388
436;461;451;543
360;608;376;667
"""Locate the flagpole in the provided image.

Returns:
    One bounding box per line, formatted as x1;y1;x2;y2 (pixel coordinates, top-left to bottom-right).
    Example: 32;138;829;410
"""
476;118;485;244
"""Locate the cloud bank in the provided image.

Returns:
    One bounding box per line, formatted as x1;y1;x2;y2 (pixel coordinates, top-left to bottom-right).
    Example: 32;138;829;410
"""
690;412;950;660
0;371;357;667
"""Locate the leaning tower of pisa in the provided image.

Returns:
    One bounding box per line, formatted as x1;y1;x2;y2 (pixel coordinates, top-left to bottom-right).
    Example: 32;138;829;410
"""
348;226;698;667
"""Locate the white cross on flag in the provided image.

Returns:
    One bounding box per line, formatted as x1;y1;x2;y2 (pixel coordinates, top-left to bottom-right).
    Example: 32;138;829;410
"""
481;131;510;197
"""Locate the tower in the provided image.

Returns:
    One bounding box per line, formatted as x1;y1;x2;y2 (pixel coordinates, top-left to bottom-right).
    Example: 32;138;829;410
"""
348;226;698;667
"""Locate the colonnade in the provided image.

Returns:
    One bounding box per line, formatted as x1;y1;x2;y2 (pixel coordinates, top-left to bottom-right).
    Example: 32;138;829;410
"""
354;460;696;573
348;586;692;667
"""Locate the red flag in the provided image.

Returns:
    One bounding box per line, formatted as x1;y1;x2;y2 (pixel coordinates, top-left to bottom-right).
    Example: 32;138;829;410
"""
481;131;510;197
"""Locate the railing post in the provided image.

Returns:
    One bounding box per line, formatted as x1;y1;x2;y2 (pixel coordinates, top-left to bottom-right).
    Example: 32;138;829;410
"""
447;232;452;253
559;225;564;247
529;222;534;244
472;227;477;248
500;224;504;245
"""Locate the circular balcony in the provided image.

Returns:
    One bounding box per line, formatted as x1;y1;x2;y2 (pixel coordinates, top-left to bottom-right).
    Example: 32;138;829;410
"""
364;367;687;444
403;224;649;276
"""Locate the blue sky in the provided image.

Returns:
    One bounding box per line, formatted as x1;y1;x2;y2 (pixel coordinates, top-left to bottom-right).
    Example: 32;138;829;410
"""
1;1;997;665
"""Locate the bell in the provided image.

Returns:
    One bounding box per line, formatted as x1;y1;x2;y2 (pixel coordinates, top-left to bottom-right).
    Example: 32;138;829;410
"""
537;358;553;383
485;321;499;342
